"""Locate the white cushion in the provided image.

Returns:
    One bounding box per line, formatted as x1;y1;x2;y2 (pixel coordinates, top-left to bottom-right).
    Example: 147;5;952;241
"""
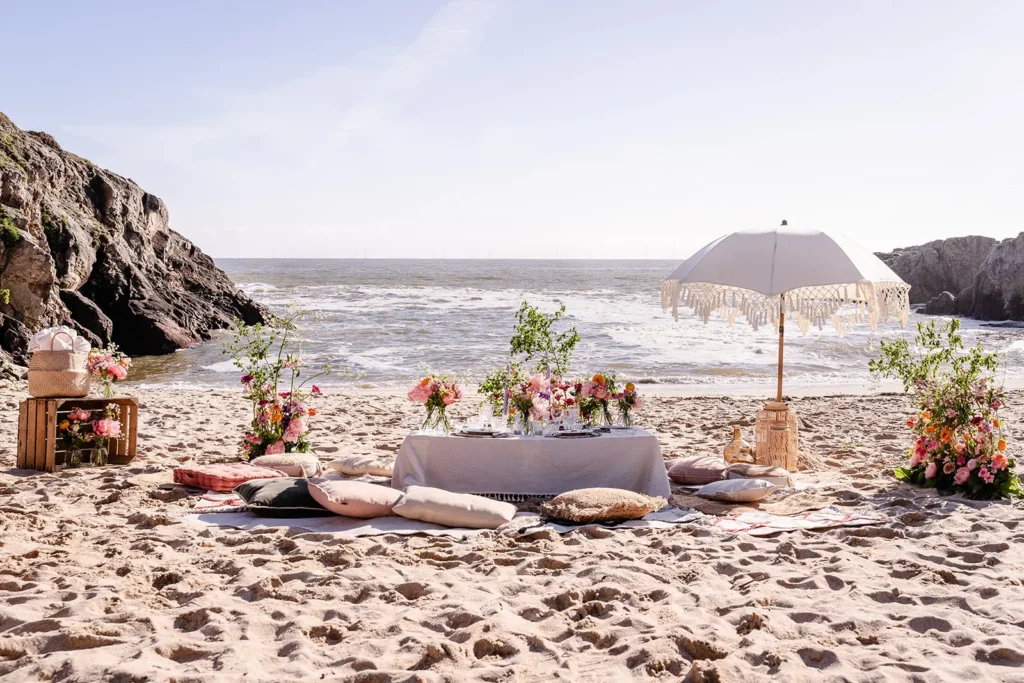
327;455;393;478
725;463;792;487
250;454;322;478
392;486;515;529
696;478;776;503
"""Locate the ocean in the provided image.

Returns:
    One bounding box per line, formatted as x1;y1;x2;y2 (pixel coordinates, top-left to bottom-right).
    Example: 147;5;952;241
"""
130;259;1024;391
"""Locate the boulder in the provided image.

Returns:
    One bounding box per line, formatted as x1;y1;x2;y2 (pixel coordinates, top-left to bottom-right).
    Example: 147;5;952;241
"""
972;232;1024;321
956;286;975;316
922;291;957;316
0;111;267;359
876;236;997;304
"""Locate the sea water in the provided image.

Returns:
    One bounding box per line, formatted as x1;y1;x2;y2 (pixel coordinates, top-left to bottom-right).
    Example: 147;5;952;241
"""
129;259;1024;391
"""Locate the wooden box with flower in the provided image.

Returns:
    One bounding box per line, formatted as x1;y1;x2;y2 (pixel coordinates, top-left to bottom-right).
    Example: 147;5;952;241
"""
16;396;138;472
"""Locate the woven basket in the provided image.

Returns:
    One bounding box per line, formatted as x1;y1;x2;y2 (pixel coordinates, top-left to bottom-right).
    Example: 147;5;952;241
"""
29;349;88;372
27;369;91;398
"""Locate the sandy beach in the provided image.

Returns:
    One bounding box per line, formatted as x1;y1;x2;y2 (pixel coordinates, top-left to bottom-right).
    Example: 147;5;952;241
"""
1;384;1021;682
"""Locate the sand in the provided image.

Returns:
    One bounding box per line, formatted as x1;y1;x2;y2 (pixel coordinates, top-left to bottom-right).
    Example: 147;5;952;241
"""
1;384;1023;682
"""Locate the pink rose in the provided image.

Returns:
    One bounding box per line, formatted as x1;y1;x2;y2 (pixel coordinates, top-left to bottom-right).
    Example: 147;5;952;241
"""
967;459;977;471
954;467;971;485
909;451;924;468
528;374;549;395
633;397;644;413
266;440;285;455
979;466;994;484
581;381;595;398
283;418;306;443
925;462;937;479
109;364;128;380
593;385;608;400
407;383;430;404
943;462;955;475
92;419;121;438
992;453;1008;471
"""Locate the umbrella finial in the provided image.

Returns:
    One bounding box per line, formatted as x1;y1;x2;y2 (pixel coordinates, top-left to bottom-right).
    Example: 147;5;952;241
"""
780;219;788;226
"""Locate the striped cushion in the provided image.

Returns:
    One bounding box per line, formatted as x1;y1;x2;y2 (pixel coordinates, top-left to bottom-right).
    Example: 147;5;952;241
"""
173;463;285;493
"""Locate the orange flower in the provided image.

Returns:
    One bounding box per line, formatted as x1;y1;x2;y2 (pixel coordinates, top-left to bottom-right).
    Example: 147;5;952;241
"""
625;382;635;393
998;438;1007;451
906;419;915;428
59;420;70;430
993;418;1000;428
307;408;317;417
271;406;283;423
939;428;953;444
592;374;605;385
419;377;431;387
921;410;932;421
925;424;936;434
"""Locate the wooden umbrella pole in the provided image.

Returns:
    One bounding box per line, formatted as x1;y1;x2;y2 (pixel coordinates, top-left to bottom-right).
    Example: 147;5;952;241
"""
776;294;785;403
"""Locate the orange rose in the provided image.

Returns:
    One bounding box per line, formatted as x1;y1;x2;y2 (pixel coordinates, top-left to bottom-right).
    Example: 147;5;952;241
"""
921;410;932;421
307;408;317;417
998;439;1007;451
592;374;605;385
940;428;953;444
625;382;635;393
419;377;431;387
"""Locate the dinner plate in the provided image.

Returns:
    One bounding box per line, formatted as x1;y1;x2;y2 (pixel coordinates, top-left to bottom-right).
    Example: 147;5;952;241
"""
551;431;598;439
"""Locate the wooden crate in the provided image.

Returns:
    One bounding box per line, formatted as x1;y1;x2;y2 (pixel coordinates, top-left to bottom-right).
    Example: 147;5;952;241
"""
16;396;139;472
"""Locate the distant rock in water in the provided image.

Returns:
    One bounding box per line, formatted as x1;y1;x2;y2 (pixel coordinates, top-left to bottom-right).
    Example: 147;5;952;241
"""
0;112;266;365
876;234;1024;322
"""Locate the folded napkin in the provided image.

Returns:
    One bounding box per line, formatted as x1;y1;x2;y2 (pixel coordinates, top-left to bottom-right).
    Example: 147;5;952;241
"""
28;326;90;353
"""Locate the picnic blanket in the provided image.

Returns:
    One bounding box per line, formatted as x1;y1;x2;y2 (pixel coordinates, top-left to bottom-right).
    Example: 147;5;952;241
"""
714;505;885;537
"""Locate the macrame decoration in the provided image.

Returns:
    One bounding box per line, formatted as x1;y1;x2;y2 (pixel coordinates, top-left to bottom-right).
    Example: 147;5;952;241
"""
660;280;911;336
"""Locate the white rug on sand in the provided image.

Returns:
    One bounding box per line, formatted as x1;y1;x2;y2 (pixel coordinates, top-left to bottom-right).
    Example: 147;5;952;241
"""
181;506;702;539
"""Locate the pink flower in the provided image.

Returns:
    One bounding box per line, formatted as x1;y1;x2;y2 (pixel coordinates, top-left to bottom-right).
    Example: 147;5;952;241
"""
407;383;430;404
92;419;121;438
943;462;955;475
954;467;971;485
992;452;1009;471
967;458;977;471
581;381;596;398
283;418;306;443
529;404;550;421
925;462;937;479
266;440;285;455
633;397;644;413
108;364;127;380
979;466;994;484
68;408;91;421
945;409;956;419
312;385;322;395
241;374;254;384
593;385;608;400
991;400;1002;410
442;392;456;406
245;433;260;444
909;451;924;468
528;374;550;395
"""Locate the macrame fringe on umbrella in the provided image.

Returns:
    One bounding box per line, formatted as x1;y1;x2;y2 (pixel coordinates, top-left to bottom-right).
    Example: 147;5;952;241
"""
660;280;911;336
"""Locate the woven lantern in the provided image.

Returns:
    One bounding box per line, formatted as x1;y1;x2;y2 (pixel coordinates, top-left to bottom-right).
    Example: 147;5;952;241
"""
754;401;799;471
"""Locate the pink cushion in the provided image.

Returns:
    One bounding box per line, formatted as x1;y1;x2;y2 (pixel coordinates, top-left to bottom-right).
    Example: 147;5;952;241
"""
173;463;285;493
307;478;404;519
667;456;728;485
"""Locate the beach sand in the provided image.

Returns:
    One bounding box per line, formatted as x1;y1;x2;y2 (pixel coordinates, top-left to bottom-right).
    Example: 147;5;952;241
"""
1;384;1022;682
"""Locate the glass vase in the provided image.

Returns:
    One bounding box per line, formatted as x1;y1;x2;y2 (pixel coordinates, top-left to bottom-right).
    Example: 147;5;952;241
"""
617;409;635;429
513;410;530;435
93;444;109;466
421;407;452;435
68;447;83;468
103;381;116;398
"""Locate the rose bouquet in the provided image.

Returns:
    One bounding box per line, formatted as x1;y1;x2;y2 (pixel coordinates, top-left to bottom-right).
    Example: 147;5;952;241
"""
58;407;94;467
225;314;329;460
87;345;131;398
580;372;617;425
614;382;644;427
409;374;462;434
90;403;124;466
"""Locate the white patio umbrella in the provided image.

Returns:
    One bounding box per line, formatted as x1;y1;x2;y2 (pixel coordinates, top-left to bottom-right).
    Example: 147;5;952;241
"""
661;222;911;402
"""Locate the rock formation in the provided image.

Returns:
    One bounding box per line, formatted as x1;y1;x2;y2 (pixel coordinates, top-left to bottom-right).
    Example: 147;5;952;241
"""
0;112;266;366
877;234;1024;321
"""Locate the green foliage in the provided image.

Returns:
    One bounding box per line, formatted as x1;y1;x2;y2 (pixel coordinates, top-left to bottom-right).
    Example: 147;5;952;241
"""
0;289;8;305
869;319;999;393
508;301;580;375
478;363;526;416
0;209;21;247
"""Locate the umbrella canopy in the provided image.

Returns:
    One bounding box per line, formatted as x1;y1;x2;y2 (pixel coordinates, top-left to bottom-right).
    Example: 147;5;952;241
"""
661;223;911;399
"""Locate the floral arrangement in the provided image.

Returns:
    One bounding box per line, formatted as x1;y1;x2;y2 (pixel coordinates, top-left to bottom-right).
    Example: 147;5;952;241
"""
409;374;462;433
580;372;617;425
225;314;328;460
614;382;643;427
507;373;550;431
871;319;1019;499
57;404;123;467
87;345;131;397
479;363;525;417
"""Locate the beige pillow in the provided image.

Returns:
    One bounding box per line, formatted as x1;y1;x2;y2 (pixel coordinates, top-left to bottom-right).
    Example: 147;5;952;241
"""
307;478;404;518
392;486;516;529
251;454;322;478
540;487;665;523
667;456;728;485
696;478;775;503
327;455;394;477
725;463;792;487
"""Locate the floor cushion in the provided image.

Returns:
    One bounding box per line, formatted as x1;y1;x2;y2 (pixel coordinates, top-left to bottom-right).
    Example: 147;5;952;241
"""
696;478;776;503
327;455;394;477
540;487;665;523
251;453;323;478
667;456;728;485
392;486;515;529
233;478;333;517
307;478;403;518
172;463;285;493
725;463;792;487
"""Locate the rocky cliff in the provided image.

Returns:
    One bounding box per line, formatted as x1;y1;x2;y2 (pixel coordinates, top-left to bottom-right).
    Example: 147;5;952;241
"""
0;112;266;367
876;234;1024;321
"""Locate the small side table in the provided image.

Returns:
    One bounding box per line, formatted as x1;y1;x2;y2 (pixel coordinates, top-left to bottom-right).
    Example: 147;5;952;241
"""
16;396;139;472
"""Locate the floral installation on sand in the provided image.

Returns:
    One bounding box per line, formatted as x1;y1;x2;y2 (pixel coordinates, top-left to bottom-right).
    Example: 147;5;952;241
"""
225;313;329;460
87;345;131;398
871;319;1019;499
408;373;462;433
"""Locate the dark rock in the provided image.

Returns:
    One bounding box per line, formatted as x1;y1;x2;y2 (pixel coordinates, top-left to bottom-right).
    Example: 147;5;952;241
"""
876;236;997;304
59;289;113;344
0;110;267;358
956;286;975;316
972;233;1024;321
0;315;29;365
923;291;957;316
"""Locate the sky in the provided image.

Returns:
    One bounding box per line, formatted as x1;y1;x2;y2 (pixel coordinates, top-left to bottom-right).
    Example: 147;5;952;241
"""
4;1;1023;259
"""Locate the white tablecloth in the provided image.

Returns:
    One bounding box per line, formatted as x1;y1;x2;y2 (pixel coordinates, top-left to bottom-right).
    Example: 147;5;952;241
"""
392;429;672;499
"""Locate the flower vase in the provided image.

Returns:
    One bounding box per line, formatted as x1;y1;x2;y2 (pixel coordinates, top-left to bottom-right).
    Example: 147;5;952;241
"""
513;411;530;435
102;381;116;398
93;444;109;466
68;447;83;468
422;407;452;435
617;409;634;428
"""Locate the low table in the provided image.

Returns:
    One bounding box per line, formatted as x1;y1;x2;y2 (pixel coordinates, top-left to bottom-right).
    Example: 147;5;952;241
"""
392;429;672;499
